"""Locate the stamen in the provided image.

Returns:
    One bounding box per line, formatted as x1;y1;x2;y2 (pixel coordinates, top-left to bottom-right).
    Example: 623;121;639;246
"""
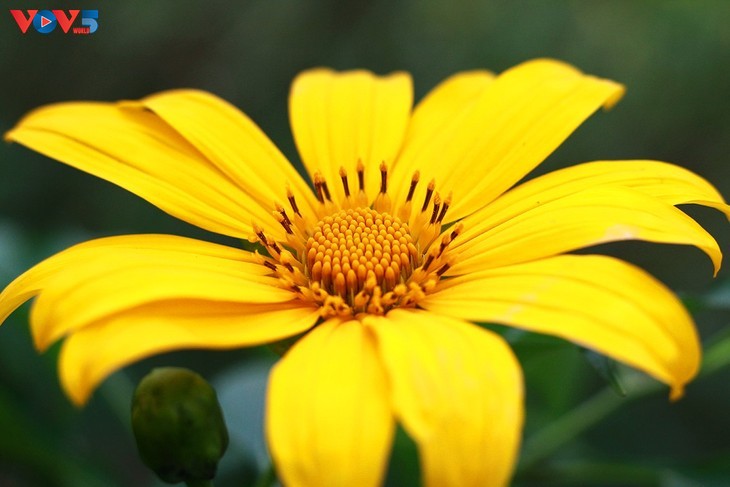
356;160;365;192
437;192;452;223
450;223;464;241
373;162;392;213
438;234;452;257
312;172;332;202
321;179;332;202
260;241;280;263
286;187;302;216
398;171;420;222
406;171;420;203
436;262;451;276
279;275;300;293
268;240;282;255
253;223;267;244
279;251;296;273
430;192;442;225
421;247;437;271
275;203;293;226
274;211;293;234
421;179;435;212
339;166;351;197
313;173;325;203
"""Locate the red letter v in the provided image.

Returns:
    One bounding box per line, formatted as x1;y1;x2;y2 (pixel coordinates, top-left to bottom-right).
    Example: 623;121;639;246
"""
53;10;80;33
9;10;37;34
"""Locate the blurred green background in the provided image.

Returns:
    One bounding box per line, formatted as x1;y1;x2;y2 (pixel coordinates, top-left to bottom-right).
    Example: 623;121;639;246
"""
1;1;729;486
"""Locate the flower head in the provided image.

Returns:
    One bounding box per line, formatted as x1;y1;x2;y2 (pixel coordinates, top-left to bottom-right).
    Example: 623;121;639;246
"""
1;59;728;486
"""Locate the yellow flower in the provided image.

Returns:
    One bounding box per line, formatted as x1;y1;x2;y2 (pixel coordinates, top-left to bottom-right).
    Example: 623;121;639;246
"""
1;59;728;486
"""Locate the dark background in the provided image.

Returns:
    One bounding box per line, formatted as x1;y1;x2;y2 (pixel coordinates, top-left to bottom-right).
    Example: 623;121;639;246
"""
1;1;729;486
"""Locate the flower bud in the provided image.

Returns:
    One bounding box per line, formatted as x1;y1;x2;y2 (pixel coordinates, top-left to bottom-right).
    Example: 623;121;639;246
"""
131;367;229;484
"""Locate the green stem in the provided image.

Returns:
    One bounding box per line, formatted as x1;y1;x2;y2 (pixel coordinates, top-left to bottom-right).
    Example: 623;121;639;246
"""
519;372;660;471
519;328;730;472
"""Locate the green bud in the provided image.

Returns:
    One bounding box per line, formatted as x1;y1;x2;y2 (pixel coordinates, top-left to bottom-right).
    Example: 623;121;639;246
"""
131;367;229;484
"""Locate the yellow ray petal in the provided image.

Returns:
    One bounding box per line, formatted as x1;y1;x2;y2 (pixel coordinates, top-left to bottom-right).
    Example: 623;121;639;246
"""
423;255;701;400
289;69;412;205
569;160;730;216
5;101;282;239
136;89;318;223
472;159;730;223
389;70;495;211
267;320;393;487
451;186;722;275
0;234;297;351
392;59;624;223
60;300;319;405
365;309;522;487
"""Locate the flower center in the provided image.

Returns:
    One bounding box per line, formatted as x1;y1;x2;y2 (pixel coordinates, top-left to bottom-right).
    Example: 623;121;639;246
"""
251;163;464;318
305;207;418;299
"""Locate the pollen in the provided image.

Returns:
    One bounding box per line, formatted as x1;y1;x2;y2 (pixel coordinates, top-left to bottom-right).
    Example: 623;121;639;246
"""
252;163;461;318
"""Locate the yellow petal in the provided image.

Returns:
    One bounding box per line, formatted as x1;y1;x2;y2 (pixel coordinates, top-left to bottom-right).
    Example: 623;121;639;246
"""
289;69;412;205
474;159;730;221
267;320;393;487
451;186;722;275
365;309;522;487
136;89;318;222
392;59;624;223
60;300;318;405
423;255;700;400
0;234;297;351
5;101;281;239
389;70;495;210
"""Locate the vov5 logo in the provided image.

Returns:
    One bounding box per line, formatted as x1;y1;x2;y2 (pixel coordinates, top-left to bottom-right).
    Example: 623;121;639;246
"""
10;9;98;34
